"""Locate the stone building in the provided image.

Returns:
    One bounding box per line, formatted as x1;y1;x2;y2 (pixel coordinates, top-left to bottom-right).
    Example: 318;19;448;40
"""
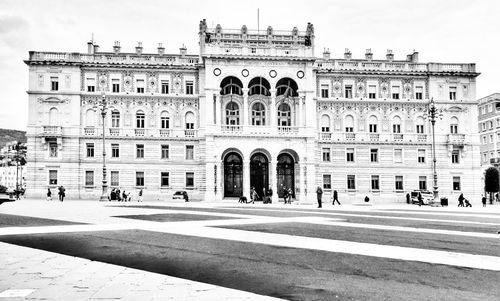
478;93;500;167
25;20;481;203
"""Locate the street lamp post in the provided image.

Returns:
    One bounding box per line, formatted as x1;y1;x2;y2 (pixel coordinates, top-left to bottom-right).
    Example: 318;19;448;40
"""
425;98;442;203
99;92;109;201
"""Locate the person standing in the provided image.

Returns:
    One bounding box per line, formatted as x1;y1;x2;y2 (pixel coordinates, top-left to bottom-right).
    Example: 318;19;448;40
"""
138;189;143;202
46;188;52;201
316;186;323;208
418;192;423;207
58;186;65;202
283;187;289;204
332;190;341;205
482;195;487;207
406;193;410;204
458;193;465;207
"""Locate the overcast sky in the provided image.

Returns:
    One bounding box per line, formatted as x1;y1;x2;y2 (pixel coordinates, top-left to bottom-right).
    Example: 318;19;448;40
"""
0;0;499;130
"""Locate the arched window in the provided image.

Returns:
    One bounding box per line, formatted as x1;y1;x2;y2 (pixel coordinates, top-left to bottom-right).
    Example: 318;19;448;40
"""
369;115;378;133
220;76;243;96
49;108;59;126
248;77;271;96
251;102;266;125
392;116;402;133
416;116;425;133
185;112;195;129
111;110;120;128
136;110;145;128
225;102;240;125
276;78;299;97
450;116;459;134
85;109;96;127
160;111;170;129
277;103;291;126
321;114;330;132
345;115;354;132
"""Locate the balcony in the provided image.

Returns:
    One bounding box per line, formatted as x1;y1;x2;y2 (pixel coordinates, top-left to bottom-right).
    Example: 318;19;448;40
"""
417;134;427;142
159;129;171;137
84;127;97;136
392;134;404;142
320;132;332;140
277;126;299;135
40;126;62;137
222;125;243;133
448;134;465;146
369;133;379;141
345;133;356;141
184;130;197;138
109;128;120;136
134;129;145;137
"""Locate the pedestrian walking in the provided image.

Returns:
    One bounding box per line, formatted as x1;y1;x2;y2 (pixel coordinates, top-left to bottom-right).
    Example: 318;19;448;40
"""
122;190;128;202
251;188;257;204
332;190;341;205
58;186;65;202
418;192;423;207
138;189;143;202
184;191;189;202
406;193;410;204
283;187;289;204
458;193;465;207
465;199;472;207
316;186;323;208
482;195;487;207
46;188;52;201
116;188;122;202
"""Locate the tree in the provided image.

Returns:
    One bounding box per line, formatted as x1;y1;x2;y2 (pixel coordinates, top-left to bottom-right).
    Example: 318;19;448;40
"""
484;167;499;204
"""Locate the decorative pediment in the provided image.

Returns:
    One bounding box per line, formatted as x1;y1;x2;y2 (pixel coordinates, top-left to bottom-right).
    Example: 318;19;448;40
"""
447;106;464;112
37;96;69;104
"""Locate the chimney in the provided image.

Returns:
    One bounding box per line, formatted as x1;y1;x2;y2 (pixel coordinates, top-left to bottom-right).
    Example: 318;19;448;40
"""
93;44;100;53
136;42;143;55
365;48;373;60
344;48;352;60
323;48;330;60
113;41;121;54
180;44;187;56
87;41;94;54
157;43;165;55
386;49;394;61
411;51;419;63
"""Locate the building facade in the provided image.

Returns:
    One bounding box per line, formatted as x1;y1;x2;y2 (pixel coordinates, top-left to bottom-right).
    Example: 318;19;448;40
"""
25;20;481;203
478;93;500;167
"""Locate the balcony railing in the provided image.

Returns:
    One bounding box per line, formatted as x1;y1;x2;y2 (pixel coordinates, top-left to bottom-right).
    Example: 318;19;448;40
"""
320;132;332;140
448;134;465;145
134;129;145;136
317;132;432;143
369;133;379;141
41;126;62;137
222;125;243;133
392;134;404;141
84;127;96;136
277;126;299;135
109;128;120;136
159;129;171;137
417;134;427;142
345;133;356;141
184;130;196;137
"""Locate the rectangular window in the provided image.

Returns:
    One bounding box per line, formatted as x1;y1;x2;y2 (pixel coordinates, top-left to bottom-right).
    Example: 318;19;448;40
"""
369;124;377;133
394;149;402;163
370;148;378;162
136;79;145;93
392;124;401;133
321;84;329;98
368;85;376;99
415;86;423;99
347;175;356;190
87;78;95;92
452;150;460;164
186;145;194;160
418;149;426;163
136;144;144;158
110;171;119;187
85;171;94;186
371;175;380;190
453;176;461;190
161;172;169;187
346;148;354;162
49;170;58;185
186;172;194;187
392;86;400;99
50;77;59;91
185;121;194;129
345;85;353;99
322;148;331;162
86;143;94;158
112;79;120;93
136;171;145;187
490;134;494;143
111;144;119;158
323;174;332;189
449;87;457;100
49;142;58;157
186;81;194;95
161;80;169;94
161;144;169;159
419;176;427;190
395;176;404;190
416;124;424;134
450;124;458;134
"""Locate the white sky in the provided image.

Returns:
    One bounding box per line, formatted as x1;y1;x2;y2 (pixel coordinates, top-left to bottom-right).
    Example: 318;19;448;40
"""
0;0;499;130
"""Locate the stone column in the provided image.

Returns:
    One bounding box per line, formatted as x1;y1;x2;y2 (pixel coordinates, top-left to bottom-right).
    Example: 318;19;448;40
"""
298;162;304;204
270;89;277;127
271;160;278;204
298;96;303;127
215;160;223;201
242;88;249;126
215;93;221;126
243;159;250;199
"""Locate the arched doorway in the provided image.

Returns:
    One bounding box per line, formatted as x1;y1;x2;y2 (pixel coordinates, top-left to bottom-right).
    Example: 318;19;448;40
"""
223;152;243;197
250;153;269;200
277;153;295;198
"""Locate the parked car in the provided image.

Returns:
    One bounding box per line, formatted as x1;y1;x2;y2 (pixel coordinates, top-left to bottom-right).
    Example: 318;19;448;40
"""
0;186;15;205
173;191;188;201
410;190;434;205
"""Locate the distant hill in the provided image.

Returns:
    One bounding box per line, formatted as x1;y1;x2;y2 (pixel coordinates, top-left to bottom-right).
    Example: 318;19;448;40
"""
0;128;26;148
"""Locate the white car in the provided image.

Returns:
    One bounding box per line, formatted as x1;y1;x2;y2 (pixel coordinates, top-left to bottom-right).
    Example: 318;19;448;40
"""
410;190;434;205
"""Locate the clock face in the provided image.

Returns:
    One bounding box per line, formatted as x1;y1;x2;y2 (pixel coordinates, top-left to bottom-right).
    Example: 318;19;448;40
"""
297;70;305;79
241;69;249;77
269;70;277;78
213;68;221;76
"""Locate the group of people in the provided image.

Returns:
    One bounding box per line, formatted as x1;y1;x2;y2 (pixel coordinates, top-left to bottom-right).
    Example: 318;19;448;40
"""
458;193;472;207
315;187;342;208
109;188;130;202
46;186;65;202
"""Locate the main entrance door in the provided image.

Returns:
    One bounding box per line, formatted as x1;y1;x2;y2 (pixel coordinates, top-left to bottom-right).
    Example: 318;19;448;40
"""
250;153;269;200
277;153;295;198
223;153;243;197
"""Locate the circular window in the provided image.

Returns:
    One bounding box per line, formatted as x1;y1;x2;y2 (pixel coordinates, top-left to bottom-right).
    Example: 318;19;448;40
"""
269;70;277;78
213;68;221;76
297;70;305;79
241;69;249;77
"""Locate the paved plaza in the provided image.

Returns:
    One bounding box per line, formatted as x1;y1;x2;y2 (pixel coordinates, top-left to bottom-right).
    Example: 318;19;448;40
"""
0;199;499;300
